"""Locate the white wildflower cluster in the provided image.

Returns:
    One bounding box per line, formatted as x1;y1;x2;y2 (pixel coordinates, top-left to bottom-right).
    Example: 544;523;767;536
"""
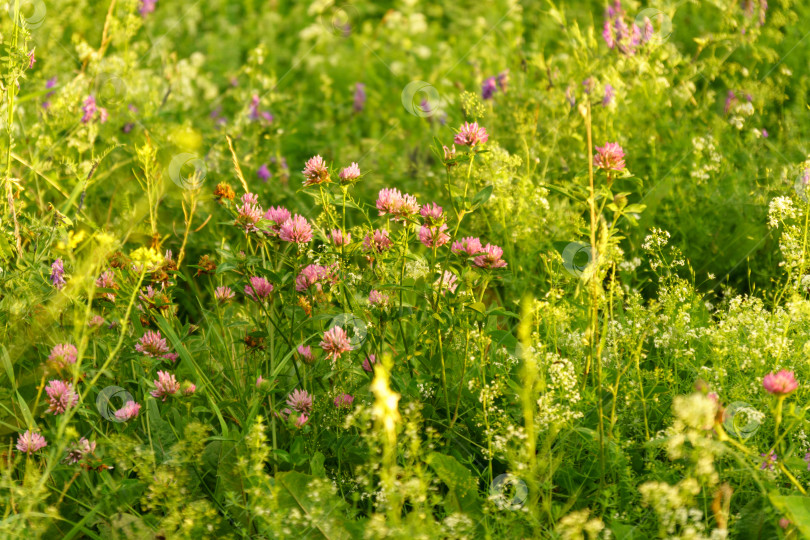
672;393;716;431
767;196;796;229
727;99;755;131
404;257;429;280
690;135;722;183
472;144;549;243
536;352;584;430
665;393;721;486
555;508;605;539
642;228;670;251
558;330;587;360
707;296;790;372
619;256;642;273
697;366;727;395
493;345;520;370
416;381;435;399
638;479;723;539
673;80;697;102
440;513;475;538
491;423;528;458
652;280;705;358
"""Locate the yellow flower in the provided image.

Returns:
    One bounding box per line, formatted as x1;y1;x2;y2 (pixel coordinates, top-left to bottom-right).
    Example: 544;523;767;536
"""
129;247;163;269
56;230;87;251
371;354;400;446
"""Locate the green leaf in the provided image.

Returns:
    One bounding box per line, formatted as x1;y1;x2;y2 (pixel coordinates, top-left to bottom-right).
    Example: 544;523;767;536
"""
769;494;810;538
609;522;641;540
275;471;361;539
546;183;587;202
472;185;493;206
732;496;777;540
16;391;35;428
0;345;15;386
467;302;486;314
427;452;482;516
310;452;326;477
623;204;647;214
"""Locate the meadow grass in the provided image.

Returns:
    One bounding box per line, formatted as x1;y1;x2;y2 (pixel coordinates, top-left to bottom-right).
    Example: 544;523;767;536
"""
2;0;810;538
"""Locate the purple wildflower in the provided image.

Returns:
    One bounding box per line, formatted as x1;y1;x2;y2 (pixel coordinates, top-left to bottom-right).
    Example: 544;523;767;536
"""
257;164;271;182
139;0;157;17
760;449;777;470
602;84;615;106
51;258;66;289
482;77;498;100
353;83;366;112
362;354;377;372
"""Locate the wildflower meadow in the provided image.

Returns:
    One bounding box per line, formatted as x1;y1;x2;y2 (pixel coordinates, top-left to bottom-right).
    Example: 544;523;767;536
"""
3;0;810;538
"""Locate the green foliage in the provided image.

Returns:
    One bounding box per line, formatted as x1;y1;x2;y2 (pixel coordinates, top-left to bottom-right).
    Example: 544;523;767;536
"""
2;0;810;538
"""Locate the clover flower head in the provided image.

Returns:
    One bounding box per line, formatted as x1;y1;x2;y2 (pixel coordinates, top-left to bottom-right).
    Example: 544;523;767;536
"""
16;430;47;454
763;370;798;396
334;393;354;408
320;326;353;361
594;142;626;172
65;437;96;464
46;380;79;415
474;243;508;269
297;344;316;364
435;271;459;295
339;162;361;183
454;122;489;147
215;286;235;303
279;215;313;244
48;343;78;369
451;237;483;257
245;276;274;301
362;354;377;372
115;400;141;421
302;155;329;186
135;330;171;358
420;202;444;224
419;223;450;248
363;229;393;253
150;370;180;401
264;206;291;233
330;228;351;247
296;264;333;292
368;290;390;307
286;389;313;414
